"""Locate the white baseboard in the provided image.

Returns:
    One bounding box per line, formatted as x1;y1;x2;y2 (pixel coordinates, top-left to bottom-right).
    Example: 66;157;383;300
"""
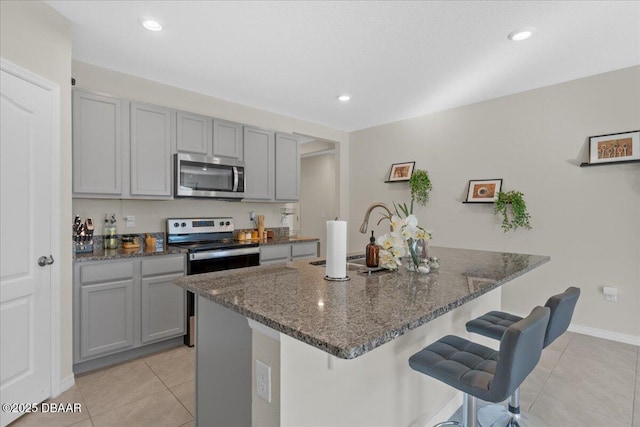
510;310;640;347
424;392;462;427
58;374;75;396
567;324;640;347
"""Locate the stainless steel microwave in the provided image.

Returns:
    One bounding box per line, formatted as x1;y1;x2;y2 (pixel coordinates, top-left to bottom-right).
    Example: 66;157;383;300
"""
174;153;245;199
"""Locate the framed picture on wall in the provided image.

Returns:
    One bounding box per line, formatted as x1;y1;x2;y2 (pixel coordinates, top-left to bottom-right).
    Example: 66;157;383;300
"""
386;161;415;182
465;179;502;203
588;130;640;164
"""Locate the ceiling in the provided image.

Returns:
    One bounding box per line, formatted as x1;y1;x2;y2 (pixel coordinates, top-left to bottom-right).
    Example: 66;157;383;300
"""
47;1;640;132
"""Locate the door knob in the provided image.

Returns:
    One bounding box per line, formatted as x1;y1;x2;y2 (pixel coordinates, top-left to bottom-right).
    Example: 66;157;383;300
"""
38;255;54;266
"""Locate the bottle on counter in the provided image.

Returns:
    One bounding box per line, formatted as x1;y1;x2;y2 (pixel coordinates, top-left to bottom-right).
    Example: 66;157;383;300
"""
103;213;118;249
365;230;379;268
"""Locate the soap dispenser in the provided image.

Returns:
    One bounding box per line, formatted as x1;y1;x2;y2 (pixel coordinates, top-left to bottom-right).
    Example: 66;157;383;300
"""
365;230;379;268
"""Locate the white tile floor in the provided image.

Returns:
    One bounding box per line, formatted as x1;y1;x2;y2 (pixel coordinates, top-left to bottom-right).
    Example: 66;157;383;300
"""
9;332;640;426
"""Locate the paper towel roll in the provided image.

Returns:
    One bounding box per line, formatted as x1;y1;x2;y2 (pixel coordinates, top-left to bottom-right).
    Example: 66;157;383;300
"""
326;220;347;279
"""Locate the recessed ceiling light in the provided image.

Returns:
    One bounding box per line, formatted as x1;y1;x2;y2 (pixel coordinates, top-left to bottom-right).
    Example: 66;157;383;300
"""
508;27;535;41
142;19;162;32
337;94;351;102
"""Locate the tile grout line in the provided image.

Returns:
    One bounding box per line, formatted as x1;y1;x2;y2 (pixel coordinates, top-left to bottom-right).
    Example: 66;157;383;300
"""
144;354;196;421
528;333;574;412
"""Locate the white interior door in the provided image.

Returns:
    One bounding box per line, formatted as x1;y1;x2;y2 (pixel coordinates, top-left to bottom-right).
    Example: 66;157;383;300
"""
0;65;55;426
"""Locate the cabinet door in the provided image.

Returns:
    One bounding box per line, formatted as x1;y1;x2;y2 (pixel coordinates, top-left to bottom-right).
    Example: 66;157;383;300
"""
243;127;275;200
141;273;186;344
80;279;135;359
177;111;209;155
275;133;300;201
260;244;291;264
72;90;122;196
130;103;174;197
213;119;243;160
291;242;318;259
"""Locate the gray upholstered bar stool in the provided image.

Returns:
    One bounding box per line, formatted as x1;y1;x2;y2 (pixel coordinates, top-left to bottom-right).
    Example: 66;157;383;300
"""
409;306;550;427
465;286;580;427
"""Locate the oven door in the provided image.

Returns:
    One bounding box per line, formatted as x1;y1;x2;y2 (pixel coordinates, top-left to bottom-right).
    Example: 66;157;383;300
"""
187;249;260;275
175;153;245;199
184;248;259;346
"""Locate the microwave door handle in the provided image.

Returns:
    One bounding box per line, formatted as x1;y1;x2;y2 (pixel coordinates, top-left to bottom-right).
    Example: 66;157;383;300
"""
233;167;239;192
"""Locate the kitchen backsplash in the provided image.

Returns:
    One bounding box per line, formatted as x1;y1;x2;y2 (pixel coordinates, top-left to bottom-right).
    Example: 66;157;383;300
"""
72;198;300;235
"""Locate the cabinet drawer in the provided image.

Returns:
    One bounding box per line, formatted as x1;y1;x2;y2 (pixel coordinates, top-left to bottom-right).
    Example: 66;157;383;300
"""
80;261;134;284
142;255;185;277
260;245;291;264
291;242;317;259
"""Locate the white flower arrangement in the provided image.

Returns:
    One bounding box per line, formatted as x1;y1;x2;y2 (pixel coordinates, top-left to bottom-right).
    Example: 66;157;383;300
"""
377;213;432;271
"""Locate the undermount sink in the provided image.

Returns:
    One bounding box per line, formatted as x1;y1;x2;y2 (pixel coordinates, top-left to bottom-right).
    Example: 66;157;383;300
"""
310;255;388;274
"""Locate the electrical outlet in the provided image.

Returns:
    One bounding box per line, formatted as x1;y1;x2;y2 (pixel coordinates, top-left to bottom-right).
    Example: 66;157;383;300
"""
256;360;271;403
124;215;135;228
249;211;256;222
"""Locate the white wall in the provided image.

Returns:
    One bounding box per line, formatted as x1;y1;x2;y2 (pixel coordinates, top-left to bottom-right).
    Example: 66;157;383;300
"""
1;0;73;385
71;61;350;233
300;152;337;257
348;66;640;342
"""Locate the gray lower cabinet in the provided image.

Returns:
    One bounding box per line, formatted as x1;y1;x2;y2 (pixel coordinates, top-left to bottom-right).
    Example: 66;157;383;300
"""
141;273;185;344
260;242;318;264
80;279;135;359
74;254;186;367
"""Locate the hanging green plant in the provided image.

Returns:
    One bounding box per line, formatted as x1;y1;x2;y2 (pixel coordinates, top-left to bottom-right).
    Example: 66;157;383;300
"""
409;169;432;207
494;190;532;232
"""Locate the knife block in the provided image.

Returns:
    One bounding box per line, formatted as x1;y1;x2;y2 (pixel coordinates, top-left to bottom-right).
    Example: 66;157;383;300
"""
75;240;94;254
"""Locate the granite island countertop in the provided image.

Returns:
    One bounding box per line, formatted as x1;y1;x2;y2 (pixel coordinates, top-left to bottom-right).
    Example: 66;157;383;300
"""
174;246;549;359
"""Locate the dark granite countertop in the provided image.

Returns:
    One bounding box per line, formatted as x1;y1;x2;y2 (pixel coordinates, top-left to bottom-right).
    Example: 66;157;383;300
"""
174;246;549;359
259;236;319;246
74;245;187;263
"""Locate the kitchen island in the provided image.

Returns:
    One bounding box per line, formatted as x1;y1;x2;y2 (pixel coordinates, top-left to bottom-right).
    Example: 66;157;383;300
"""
174;247;549;427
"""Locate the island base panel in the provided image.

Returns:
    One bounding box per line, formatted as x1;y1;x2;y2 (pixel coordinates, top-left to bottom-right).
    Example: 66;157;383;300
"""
196;296;252;427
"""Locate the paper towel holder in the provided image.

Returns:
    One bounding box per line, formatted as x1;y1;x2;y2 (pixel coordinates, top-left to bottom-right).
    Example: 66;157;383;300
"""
324;275;351;282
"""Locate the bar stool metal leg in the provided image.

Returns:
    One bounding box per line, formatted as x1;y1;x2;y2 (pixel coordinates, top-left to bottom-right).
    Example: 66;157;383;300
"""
477;387;548;427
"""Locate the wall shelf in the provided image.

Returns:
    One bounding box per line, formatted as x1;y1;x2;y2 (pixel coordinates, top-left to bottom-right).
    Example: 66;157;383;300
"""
580;159;640;167
462;201;495;204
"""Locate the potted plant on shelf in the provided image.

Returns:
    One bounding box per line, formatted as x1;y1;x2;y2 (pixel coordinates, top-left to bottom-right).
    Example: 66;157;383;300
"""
494;190;532;232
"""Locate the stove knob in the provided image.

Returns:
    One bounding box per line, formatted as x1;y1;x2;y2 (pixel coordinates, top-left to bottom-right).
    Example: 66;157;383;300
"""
225;221;231;226
219;221;224;227
173;222;179;228
181;222;187;227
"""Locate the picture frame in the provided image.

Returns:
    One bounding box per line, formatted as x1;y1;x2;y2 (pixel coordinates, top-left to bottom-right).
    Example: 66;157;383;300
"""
465;179;502;203
386;161;415;182
588;130;640;164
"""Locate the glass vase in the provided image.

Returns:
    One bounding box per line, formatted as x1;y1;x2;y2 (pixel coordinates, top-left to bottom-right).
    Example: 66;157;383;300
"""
402;238;429;272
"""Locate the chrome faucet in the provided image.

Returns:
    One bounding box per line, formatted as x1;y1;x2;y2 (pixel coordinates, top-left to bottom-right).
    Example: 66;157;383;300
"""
359;202;394;234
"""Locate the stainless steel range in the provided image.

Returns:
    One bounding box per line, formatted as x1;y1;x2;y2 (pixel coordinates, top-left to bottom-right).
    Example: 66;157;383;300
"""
167;217;260;346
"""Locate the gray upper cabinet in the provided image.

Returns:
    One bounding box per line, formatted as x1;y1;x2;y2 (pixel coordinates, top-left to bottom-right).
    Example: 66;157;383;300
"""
275;133;300;201
177;111;209;155
72;90;123;196
243;126;275;201
213;119;243;160
130;102;174;198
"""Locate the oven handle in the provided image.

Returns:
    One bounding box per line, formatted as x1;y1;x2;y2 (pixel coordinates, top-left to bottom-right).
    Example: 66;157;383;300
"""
190;247;259;261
